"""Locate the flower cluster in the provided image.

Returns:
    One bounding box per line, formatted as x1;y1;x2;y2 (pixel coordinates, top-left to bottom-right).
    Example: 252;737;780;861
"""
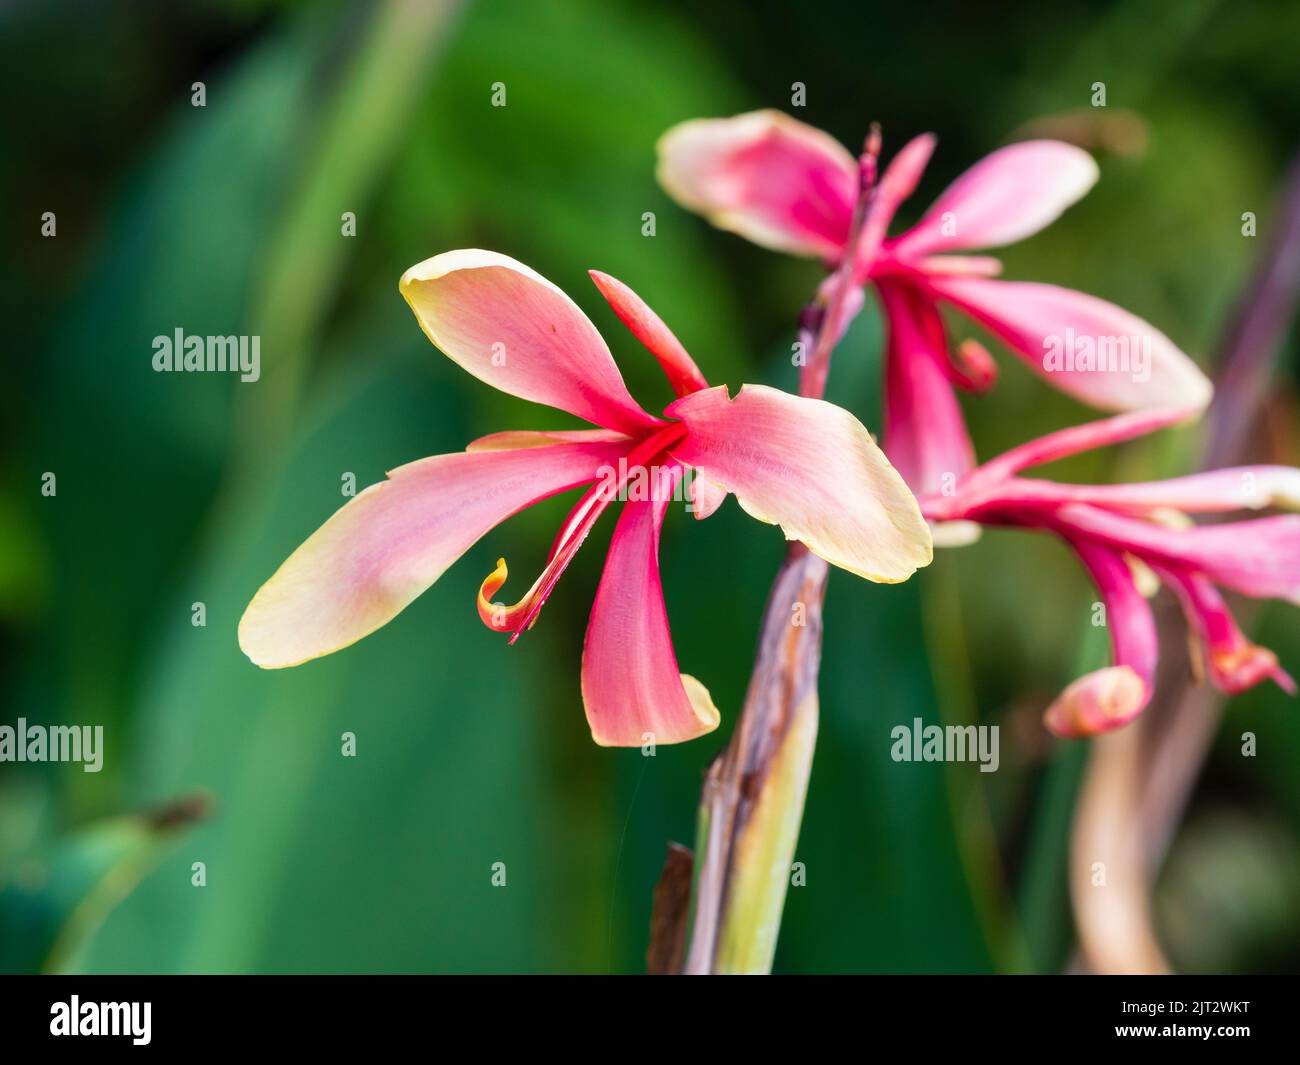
240;111;1297;744
656;110;1297;737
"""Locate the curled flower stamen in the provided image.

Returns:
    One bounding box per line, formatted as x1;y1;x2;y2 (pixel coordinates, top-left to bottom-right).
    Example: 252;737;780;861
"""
476;557;543;632
477;423;689;643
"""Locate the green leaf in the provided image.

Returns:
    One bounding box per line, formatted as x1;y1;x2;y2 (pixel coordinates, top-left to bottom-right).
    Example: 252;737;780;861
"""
0;794;208;974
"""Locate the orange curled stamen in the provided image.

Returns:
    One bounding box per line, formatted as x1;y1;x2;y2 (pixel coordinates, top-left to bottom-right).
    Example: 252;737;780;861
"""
476;422;688;644
476;557;542;633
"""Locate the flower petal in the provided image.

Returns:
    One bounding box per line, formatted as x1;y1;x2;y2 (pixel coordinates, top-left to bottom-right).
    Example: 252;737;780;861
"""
892;140;1098;257
666;384;932;582
400;249;662;436
466;428;631;452
856;133;935;272
588;269;709;397
1058;505;1300;604
475;423;686;642
1044;666;1149;740
1157;566;1296;695
1044;538;1157;737
687;469;727;520
877;281;975;496
581;464;721;746
656;110;857;259
1013;466;1300;515
966;408;1198;486
238;439;629;668
929;277;1213;412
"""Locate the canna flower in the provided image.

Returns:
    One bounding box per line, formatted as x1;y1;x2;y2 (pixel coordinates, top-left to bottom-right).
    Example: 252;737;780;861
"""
920;408;1300;737
656;111;1213;496
238;250;932;746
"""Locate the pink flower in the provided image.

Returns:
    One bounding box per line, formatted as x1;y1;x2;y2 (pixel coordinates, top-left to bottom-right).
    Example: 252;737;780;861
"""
239;250;932;746
656;111;1213;495
921;408;1300;737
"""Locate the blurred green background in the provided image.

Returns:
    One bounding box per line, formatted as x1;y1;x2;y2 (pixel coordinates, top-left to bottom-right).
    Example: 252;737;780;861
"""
1;0;1297;974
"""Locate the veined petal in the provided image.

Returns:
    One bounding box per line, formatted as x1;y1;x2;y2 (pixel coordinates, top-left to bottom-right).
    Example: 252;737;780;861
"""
400;249;662;436
666;384;932;582
238;439;628;668
1058;504;1300;604
582;463;721;746
1157;566;1296;695
588;270;709;397
877;281;975;496
1044;538;1157;737
929;277;1213;412
892;140;1098;257
656;110;857;259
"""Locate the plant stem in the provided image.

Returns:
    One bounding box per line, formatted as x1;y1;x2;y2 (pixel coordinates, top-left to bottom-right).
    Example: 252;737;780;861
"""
656;131;883;975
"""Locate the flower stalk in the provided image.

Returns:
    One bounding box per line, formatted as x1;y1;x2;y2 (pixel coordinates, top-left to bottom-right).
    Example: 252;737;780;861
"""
670;134;883;975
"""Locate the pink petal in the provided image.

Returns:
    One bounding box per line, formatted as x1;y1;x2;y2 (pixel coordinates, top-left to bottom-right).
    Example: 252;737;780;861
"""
1058;505;1300;604
1157;566;1296;695
1009;465;1300;515
1044;538;1157;737
400;250;662;436
891;140;1098;257
476;423;686;642
877;281;975;496
238;439;629;668
928;277;1213;412
588;270;710;397
581;463;721;746
966;408;1198;486
1043;666;1150;740
855;133;936;273
656;110;857;259
666;384;932;582
1074;539;1160;689
687;470;727;520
